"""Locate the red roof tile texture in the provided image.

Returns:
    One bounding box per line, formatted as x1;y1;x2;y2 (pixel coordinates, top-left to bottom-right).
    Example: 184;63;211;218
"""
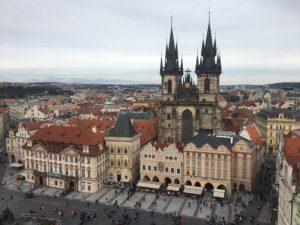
133;119;158;146
246;124;264;147
30;126;104;145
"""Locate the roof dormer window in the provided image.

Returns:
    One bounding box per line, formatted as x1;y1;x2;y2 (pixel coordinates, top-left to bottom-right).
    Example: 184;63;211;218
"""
83;145;89;154
28;140;32;147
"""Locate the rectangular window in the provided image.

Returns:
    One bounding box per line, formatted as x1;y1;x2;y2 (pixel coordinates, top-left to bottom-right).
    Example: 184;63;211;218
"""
223;171;228;179
81;157;85;163
154;166;157;171
243;170;247;178
165;167;169;173
87;158;90;164
87;170;91;178
142;165;145;170
55;180;58;186
205;170;209;177
148;166;151;171
192;160;196;166
177;168;180;174
171;168;174;173
197;170;201;176
192;170;195;176
81;170;85;177
65;169;69;175
88;186;91;191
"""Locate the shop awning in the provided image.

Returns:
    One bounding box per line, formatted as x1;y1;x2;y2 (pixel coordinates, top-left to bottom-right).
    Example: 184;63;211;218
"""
137;181;161;190
167;183;181;192
183;185;203;195
213;189;225;198
9;163;24;168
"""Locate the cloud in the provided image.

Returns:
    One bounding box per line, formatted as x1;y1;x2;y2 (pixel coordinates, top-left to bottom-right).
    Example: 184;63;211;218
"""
0;0;299;84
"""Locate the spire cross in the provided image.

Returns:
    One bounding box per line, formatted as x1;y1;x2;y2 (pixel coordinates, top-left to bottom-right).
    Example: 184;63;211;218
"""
208;7;211;23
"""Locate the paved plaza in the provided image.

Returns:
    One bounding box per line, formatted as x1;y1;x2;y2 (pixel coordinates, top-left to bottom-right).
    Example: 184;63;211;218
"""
0;166;273;225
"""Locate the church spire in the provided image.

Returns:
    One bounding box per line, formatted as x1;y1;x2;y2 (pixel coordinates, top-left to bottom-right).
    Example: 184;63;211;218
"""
161;17;182;76
195;50;199;72
196;11;221;74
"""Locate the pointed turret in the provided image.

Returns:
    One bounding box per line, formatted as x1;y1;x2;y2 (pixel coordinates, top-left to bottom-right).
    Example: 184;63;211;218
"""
195;53;199;72
160;54;163;73
196;12;221;75
217;55;222;68
160;18;183;76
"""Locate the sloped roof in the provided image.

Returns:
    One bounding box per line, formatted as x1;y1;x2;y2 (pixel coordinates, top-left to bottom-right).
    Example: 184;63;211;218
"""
108;113;137;138
190;132;256;150
246;124;264;147
133;119;158;146
29;125;104;145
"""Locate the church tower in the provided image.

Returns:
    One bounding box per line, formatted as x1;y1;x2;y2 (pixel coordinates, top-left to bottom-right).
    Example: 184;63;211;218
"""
195;14;222;132
159;15;222;144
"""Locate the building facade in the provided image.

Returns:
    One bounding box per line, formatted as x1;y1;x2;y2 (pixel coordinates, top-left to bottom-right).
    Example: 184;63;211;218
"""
105;114;141;183
140;142;184;185
23;126;108;193
183;131;258;196
255;109;300;153
159;19;222;144
277;130;300;225
0;107;9;146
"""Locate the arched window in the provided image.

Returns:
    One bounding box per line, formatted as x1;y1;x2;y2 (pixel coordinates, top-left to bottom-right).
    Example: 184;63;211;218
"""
124;148;128;154
204;78;210;92
182;109;193;144
167;80;172;93
124;160;128;167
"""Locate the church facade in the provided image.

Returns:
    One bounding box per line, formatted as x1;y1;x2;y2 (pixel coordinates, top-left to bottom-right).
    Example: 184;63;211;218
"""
159;19;222;144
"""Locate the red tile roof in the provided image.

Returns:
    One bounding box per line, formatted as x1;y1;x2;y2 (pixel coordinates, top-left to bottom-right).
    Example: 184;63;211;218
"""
245;124;264;147
284;131;300;186
133;119;158;146
29;126;104;145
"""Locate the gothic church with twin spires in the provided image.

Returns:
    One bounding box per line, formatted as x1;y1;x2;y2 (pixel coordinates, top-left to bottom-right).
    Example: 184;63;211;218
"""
159;16;222;144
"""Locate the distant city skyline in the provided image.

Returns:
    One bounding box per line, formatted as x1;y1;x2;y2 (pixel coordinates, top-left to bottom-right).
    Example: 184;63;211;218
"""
0;0;299;84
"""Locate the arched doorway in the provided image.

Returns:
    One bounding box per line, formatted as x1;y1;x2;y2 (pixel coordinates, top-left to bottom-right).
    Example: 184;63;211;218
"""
204;183;214;192
195;182;201;187
143;175;150;182
185;180;192;186
11;155;16;163
69;180;75;191
152;176;160;182
174;179;180;184
39;176;43;186
182;109;193;143
239;184;246;192
117;171;121;182
164;177;171;185
217;184;226;190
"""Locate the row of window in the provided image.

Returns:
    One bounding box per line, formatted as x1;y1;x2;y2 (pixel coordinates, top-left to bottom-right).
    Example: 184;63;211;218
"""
186;152;228;159
186;169;228;180
110;147;128;154
111;159;129;167
142;165;181;174
269;124;292;130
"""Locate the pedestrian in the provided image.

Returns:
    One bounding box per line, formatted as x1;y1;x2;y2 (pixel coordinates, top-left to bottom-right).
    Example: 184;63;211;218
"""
188;202;190;208
10;194;12;200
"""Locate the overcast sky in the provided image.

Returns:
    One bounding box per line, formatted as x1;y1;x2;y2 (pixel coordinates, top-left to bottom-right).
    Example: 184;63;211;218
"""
0;0;299;84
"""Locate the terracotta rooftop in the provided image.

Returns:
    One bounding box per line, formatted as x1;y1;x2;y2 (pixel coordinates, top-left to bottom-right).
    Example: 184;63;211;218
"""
133;119;158;146
29;125;104;145
245;124;264;147
284;131;300;187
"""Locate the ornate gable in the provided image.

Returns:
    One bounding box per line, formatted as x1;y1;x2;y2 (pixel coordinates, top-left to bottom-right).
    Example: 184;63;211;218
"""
61;146;80;156
32;144;47;153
